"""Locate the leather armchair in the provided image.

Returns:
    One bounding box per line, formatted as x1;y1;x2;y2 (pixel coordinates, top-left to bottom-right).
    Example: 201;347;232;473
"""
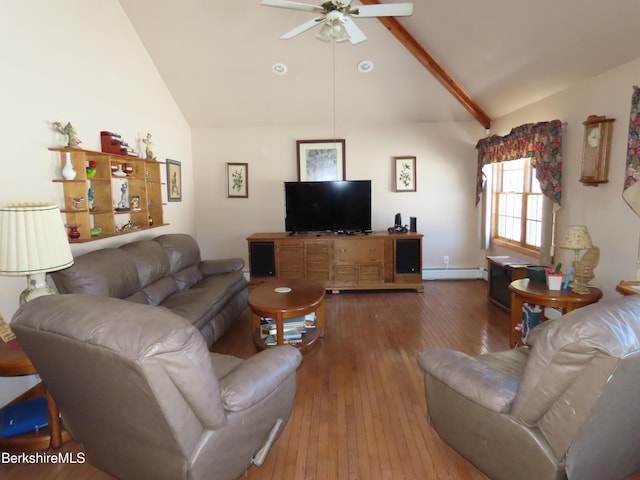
12;294;302;480
417;295;640;480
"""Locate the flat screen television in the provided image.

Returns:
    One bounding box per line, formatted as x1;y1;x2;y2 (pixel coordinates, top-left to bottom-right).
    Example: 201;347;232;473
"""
284;180;372;233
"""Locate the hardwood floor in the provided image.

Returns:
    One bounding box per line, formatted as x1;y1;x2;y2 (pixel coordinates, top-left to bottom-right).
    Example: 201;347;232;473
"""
2;280;635;479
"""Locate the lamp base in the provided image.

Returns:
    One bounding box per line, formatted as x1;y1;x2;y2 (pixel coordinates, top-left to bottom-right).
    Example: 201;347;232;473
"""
19;273;57;305
571;283;591;295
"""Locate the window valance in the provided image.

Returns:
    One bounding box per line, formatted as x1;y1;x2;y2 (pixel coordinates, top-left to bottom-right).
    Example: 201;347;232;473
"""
475;119;563;206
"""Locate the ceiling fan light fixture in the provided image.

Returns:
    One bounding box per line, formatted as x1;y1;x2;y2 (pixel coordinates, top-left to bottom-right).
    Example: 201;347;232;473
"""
264;1;414;44
315;23;332;42
316;19;350;43
332;22;350;42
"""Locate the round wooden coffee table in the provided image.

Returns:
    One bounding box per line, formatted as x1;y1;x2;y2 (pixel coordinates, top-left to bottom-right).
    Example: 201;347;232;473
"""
249;279;326;354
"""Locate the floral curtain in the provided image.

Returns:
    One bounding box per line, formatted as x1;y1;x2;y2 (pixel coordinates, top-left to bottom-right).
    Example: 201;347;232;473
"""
623;86;640;217
475;119;563;205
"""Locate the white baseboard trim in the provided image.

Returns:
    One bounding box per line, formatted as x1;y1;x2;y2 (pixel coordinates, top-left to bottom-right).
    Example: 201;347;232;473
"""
422;267;485;281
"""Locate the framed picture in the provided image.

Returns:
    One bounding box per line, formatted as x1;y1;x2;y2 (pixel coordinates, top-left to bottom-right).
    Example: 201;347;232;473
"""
166;159;182;201
226;162;248;198
297;139;346;181
393;156;417;192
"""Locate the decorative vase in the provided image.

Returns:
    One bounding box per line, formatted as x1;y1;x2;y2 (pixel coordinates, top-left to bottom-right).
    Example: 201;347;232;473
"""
66;224;81;240
112;163;126;177
62;152;77;180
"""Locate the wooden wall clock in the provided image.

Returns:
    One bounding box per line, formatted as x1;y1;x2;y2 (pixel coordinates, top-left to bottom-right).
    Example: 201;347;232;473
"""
580;115;615;186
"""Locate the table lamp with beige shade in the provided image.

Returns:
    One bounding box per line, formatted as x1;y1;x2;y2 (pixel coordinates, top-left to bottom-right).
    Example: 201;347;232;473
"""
557;225;595;294
0;203;74;304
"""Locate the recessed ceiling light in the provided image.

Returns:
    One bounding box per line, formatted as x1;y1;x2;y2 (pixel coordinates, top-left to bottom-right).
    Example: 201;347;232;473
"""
357;60;374;73
272;63;288;75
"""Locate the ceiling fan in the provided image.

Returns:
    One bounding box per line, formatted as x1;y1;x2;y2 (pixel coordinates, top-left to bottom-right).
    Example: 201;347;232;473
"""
261;0;414;44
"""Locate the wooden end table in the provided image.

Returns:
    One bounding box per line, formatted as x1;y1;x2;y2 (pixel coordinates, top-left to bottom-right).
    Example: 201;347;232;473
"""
616;280;640;296
508;278;603;348
0;339;71;452
249;279;326;354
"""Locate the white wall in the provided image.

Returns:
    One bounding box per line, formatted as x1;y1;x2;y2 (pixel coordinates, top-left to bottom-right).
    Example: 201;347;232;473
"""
0;1;194;405
192;121;486;271
488;58;640;299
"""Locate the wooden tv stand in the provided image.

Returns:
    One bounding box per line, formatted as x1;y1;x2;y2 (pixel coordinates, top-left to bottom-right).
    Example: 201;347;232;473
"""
247;232;424;293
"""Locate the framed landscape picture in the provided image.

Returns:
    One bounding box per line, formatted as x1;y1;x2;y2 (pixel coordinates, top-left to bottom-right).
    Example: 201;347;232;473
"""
166;159;182;201
226;162;248;198
393;156;417;192
297;139;346;181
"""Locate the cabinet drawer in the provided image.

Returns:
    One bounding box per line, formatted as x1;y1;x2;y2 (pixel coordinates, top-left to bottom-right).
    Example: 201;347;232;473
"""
359;263;384;284
334;239;384;263
334;263;357;286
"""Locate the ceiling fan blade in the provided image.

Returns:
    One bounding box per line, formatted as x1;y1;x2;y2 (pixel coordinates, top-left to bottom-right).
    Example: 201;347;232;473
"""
280;17;324;39
349;2;414;17
261;0;324;14
342;17;367;44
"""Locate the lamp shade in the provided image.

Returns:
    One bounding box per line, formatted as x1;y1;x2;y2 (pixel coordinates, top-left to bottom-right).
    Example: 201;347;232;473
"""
557;225;594;251
0;203;74;276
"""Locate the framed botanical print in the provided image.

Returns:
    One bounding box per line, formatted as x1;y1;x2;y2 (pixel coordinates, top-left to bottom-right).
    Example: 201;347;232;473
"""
393;156;417;192
226;162;248;198
297;139;346;181
166;159;182;201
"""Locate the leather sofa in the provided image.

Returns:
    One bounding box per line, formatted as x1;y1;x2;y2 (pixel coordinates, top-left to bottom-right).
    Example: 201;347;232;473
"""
50;233;248;348
12;294;302;480
417;295;640;480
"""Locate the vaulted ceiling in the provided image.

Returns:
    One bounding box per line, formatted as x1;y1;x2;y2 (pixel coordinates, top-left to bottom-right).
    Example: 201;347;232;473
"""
118;0;640;130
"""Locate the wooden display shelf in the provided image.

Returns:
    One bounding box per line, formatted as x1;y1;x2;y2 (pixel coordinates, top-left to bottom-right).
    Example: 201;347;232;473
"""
64;223;170;243
50;147;167;242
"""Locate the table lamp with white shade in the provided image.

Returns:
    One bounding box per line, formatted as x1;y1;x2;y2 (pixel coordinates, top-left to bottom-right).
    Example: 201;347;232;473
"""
557;225;594;294
0;203;74;304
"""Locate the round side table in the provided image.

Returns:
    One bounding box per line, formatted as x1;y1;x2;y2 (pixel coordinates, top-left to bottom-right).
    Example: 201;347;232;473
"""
0;338;71;451
508;278;603;348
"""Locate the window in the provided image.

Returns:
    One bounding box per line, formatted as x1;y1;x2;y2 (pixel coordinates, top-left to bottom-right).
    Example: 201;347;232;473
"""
492;158;542;255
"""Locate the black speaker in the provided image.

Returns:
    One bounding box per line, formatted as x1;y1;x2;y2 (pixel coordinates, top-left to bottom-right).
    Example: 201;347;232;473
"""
409;217;417;233
249;242;275;277
396;239;421;274
394;212;402;226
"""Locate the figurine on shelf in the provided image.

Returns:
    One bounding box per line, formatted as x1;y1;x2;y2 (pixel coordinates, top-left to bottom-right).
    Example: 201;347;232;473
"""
142;132;156;160
88;187;95;211
119;220;134;232
71;196;85;210
52;121;82;147
115;181;129;211
130;195;141;211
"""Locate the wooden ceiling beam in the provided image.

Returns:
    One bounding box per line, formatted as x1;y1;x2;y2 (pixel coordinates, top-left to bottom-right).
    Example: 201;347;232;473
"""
359;0;491;129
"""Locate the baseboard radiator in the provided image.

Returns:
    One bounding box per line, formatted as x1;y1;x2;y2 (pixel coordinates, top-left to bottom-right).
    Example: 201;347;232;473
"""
422;267;485;281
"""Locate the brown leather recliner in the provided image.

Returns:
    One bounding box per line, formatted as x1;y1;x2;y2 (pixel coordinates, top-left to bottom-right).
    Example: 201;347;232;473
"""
12;294;302;480
417;295;640;480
